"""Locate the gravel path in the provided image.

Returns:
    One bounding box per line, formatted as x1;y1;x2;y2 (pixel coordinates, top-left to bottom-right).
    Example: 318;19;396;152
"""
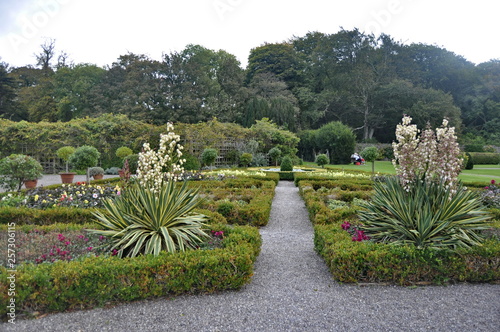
4;181;500;331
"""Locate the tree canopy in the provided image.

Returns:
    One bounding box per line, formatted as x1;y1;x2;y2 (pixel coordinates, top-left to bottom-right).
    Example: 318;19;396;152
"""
1;30;498;145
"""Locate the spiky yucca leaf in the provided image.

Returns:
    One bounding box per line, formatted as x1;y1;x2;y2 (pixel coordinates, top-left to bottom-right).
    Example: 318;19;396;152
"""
89;181;209;257
359;177;491;249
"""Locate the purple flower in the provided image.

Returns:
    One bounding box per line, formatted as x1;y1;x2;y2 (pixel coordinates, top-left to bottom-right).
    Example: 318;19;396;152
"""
341;222;351;231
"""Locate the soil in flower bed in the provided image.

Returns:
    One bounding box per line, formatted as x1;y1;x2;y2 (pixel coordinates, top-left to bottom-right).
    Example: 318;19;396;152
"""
0;229;225;268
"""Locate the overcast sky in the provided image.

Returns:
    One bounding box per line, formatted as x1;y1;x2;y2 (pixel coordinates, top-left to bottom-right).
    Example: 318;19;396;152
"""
0;0;499;69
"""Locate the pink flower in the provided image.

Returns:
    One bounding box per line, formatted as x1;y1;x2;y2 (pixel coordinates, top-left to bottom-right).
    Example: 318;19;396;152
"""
87;247;93;251
341;222;351;231
64;241;70;245
491;180;496;185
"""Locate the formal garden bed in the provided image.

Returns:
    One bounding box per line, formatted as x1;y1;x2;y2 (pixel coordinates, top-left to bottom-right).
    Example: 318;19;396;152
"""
0;172;275;318
295;117;500;285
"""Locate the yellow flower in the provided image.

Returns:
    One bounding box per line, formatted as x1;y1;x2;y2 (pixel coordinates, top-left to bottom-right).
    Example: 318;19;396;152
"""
84;200;89;204
34;194;39;201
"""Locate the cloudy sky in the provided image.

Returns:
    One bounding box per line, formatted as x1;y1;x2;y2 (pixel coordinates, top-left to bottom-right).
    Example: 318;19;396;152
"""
0;0;499;68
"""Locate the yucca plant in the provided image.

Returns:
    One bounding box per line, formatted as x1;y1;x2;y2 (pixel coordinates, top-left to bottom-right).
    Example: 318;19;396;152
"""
358;176;492;250
89;181;209;257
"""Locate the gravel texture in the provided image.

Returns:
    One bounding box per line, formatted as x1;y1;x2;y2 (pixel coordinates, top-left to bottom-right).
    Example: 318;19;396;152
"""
4;181;500;331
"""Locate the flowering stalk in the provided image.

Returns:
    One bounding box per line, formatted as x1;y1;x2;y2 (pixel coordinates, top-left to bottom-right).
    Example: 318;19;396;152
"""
392;116;463;193
137;122;186;192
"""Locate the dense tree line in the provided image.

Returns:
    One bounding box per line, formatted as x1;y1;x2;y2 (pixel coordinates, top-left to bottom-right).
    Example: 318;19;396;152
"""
0;29;499;144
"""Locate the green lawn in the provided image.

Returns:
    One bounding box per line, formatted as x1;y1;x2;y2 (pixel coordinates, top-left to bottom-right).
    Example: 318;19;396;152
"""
303;161;500;184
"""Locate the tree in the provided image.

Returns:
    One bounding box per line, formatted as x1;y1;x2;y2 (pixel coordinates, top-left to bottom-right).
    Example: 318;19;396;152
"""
315;154;329;168
267;147;282;166
35;38;56;75
201;148;218;169
0;62;18;120
69;146;100;170
360;146;379;174
316;122;356;164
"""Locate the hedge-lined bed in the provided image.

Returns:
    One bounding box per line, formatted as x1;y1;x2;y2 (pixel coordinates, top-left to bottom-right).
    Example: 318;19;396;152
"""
0;222;261;317
0;175;276;318
299;179;500;285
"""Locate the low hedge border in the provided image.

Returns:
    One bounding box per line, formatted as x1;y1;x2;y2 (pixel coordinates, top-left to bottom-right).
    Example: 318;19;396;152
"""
299;179;500;285
468;152;500;165
0;223;261;318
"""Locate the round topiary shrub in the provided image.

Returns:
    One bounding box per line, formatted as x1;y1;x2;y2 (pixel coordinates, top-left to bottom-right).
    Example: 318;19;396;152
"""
69;146;101;171
280;155;293;172
116;146;133;159
315;154;329;168
201;148;218;168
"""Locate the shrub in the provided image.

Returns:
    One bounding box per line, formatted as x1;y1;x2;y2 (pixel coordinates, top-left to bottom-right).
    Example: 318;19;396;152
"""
359;176;491;250
88;167;104;177
183;153;201;171
315;154;329;168
123;154;139;174
115;146;133;159
240;153;253;167
469;152;500;165
201;148;218;168
105;167;120;175
251;153;268;167
69;146;100;171
464;152;474;170
90;181;209;257
0;154;44;192
280;156;293;172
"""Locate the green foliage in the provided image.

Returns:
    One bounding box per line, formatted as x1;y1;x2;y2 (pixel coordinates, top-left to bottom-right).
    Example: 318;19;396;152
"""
115;146;133;159
240;153;253;167
267;147;282;166
201;148;218;167
69;146;100;170
298;179;500;285
359;177;491;250
56;146;75;172
360;146;379;163
91;181;209;257
88;167;104;177
251;153;268;167
465;152;474;170
0;224;261;317
315;154;329;168
183;153;201;171
280;155;293;172
123;154;139;174
0;154;44;191
469;152;500;165
316;122;356;164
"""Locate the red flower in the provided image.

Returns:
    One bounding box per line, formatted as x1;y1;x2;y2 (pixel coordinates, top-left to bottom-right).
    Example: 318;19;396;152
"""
491;179;496;185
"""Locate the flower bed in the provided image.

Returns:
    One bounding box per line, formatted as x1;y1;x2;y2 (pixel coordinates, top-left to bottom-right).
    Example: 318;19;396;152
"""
300;179;500;285
0;222;260;318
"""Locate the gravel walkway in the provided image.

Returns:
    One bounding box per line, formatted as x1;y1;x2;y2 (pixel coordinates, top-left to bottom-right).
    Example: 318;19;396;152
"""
4;181;500;331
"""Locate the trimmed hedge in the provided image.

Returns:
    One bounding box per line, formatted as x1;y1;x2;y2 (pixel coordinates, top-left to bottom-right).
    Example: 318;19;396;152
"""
0;223;261;317
469;152;500;165
300;179;500;285
315;224;500;285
